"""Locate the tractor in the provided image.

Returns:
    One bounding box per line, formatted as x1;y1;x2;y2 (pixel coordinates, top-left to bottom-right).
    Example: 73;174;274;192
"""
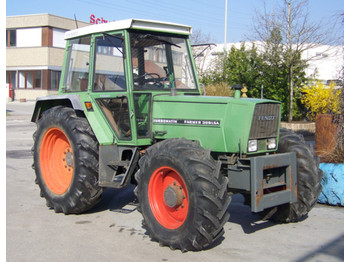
31;19;322;252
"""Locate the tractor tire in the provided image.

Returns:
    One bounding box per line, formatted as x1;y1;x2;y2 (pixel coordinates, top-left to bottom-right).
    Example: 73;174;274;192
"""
267;128;323;222
134;138;230;252
32;106;103;214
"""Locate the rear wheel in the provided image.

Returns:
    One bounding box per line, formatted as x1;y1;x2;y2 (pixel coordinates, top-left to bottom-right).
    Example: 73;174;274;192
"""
134;138;230;252
40;127;74;194
266;129;323;222
32;106;103;214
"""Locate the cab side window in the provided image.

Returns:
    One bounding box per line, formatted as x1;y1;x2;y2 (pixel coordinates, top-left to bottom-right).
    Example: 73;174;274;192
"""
64;36;91;92
93;35;126;91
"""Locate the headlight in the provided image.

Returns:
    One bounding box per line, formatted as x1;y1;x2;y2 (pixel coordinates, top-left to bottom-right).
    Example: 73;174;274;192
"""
267;138;277;149
248;139;258;152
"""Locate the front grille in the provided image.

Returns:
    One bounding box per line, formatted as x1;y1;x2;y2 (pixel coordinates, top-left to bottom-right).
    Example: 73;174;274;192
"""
249;103;280;139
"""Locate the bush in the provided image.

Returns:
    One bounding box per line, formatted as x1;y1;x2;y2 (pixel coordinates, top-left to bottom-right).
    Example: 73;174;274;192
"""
203;82;234;97
301;81;344;163
300;81;342;121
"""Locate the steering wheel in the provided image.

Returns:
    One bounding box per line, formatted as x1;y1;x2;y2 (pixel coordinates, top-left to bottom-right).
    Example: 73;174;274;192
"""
134;72;161;82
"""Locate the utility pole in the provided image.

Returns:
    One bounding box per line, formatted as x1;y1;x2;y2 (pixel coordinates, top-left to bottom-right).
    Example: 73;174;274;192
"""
286;0;294;123
224;0;228;53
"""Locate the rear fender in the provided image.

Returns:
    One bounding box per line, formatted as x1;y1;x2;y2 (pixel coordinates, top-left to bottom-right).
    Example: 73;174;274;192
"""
31;95;84;123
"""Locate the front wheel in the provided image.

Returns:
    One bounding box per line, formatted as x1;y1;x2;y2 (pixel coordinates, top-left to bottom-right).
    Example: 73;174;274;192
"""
134;139;230;252
267;129;323;222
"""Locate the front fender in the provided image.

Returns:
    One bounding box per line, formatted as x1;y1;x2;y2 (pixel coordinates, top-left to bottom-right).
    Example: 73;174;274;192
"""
31;94;84;123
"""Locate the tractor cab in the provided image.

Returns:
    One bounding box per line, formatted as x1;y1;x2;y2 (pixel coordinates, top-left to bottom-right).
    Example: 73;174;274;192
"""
54;19;200;147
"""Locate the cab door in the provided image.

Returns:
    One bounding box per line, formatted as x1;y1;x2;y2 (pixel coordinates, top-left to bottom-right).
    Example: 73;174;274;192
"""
89;32;135;144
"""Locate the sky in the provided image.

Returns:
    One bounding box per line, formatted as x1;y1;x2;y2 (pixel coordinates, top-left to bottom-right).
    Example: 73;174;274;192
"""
5;0;344;44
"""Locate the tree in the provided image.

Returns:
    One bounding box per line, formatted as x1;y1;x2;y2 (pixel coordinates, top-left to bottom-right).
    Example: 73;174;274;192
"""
200;43;263;92
252;0;332;122
260;27;293;118
258;27;307;119
223;43;262;91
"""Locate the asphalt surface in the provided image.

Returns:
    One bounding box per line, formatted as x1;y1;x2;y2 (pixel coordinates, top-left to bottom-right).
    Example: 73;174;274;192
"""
6;101;344;262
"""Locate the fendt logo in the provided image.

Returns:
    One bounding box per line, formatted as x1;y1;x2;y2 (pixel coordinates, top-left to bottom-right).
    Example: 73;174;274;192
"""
258;115;275;121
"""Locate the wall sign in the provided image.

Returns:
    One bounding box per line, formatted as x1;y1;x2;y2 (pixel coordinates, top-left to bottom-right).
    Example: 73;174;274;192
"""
90;14;111;24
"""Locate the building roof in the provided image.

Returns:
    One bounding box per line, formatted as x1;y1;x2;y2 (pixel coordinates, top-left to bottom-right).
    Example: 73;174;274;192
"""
64;18;192;40
6;13;90;30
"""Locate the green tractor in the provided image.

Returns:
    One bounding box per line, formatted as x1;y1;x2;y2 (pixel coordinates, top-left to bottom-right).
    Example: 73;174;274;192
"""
31;19;322;252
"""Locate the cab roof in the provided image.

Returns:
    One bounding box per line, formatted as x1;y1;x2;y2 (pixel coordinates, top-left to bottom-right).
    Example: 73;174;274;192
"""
64;18;192;40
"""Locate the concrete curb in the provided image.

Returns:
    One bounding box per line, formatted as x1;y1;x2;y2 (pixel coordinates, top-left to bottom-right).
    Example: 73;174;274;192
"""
318;163;344;206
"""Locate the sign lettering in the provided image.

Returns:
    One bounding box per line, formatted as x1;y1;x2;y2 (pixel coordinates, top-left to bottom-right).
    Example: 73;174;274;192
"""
90;14;111;24
153;118;220;126
258;115;275;121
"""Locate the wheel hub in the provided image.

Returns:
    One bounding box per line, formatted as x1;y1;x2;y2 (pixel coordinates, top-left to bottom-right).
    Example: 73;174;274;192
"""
65;151;73;167
63;148;74;171
164;183;184;208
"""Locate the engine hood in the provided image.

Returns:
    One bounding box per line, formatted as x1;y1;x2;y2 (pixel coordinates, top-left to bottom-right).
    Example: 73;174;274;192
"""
151;94;281;154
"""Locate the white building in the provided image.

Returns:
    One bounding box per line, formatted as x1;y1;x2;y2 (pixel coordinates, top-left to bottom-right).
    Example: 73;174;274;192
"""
6;14;90;101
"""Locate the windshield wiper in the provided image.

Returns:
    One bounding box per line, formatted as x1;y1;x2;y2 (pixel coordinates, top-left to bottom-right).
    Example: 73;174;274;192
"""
191;43;217;59
141;34;181;48
102;33;125;56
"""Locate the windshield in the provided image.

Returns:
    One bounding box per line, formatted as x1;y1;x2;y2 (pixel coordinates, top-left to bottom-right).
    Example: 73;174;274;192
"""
129;32;197;90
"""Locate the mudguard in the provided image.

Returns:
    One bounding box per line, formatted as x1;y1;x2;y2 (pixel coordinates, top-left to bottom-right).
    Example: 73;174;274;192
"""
31;94;84;123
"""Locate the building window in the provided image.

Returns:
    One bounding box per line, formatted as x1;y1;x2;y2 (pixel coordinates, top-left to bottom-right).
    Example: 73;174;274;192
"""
6;71;16;87
6;29;16;47
6;28;42;47
17;28;42;47
18;70;41;89
35;71;41;88
52;28;67;48
51;70;61;90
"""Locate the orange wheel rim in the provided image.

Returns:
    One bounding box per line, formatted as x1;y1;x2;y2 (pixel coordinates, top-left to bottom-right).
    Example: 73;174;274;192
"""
40;128;74;195
148;166;189;229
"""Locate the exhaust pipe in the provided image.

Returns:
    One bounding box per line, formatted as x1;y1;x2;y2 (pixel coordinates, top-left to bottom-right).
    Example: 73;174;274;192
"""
232;84;243;99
